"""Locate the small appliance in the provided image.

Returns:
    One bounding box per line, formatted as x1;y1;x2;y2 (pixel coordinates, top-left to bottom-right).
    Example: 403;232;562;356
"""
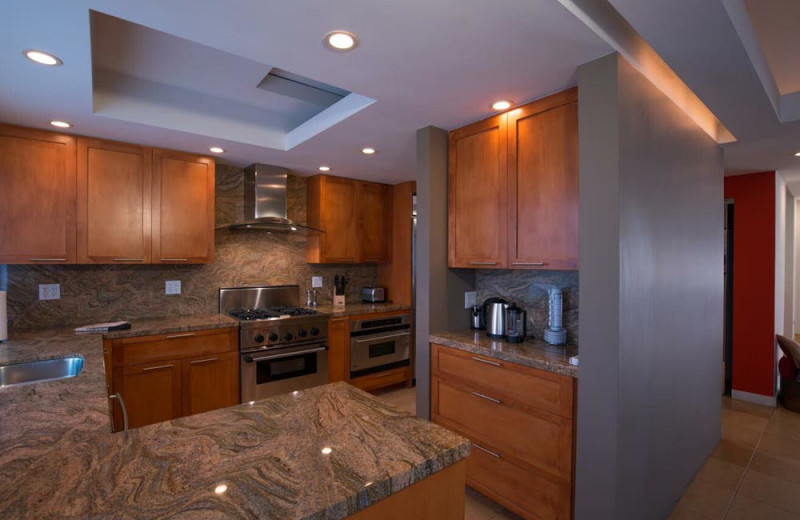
482;297;508;339
505;303;527;343
469;305;482;330
361;287;385;303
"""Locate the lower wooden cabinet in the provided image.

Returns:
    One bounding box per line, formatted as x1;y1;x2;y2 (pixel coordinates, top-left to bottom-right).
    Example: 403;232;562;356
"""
431;343;575;520
105;327;238;431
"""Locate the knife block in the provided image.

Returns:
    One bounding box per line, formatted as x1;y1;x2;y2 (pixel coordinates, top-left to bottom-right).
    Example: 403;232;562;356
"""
333;294;345;308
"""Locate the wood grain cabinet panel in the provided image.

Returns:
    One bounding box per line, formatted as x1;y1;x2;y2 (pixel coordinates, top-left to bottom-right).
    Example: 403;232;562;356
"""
118;360;182;430
448;114;508;268
508;91;578;270
0;124;76;264
77;138;151;263
181;351;239;416
356;181;392;263
152;149;215;264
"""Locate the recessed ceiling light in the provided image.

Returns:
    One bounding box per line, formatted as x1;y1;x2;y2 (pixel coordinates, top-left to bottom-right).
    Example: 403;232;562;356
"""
23;49;62;66
361;147;376;155
209;147;225;154
491;100;513;111
49;120;72;129
319;166;331;172
795;152;800;157
324;31;359;51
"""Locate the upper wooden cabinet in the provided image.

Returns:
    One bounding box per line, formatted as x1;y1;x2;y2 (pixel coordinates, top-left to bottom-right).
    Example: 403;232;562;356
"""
0;124;77;264
152;149;215;264
77;138;152;264
448;88;578;270
306;175;392;264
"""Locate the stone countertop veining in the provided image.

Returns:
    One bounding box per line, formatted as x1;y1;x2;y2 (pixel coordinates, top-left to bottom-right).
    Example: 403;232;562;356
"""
430;330;579;378
314;302;411;318
0;319;468;520
102;313;238;339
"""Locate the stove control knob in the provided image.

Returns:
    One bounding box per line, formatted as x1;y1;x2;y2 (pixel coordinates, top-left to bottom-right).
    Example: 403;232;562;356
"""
310;327;320;336
268;333;279;342
254;334;265;344
297;328;308;338
283;332;293;341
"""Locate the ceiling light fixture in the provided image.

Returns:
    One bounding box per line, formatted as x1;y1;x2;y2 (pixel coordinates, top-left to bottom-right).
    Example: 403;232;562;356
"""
491;100;513;111
361;147;376;155
23;49;62;66
319;166;331;172
795;152;800;157
324;31;359;51
209;147;225;154
49;120;72;129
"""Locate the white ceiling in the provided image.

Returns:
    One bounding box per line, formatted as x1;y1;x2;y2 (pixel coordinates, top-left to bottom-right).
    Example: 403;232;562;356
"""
0;0;612;184
744;0;800;95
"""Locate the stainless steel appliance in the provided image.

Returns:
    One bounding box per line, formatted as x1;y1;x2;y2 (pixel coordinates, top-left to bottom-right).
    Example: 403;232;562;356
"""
505;303;527;343
361;287;386;302
470;305;482;330
481;297;508;338
350;314;411;378
219;285;330;402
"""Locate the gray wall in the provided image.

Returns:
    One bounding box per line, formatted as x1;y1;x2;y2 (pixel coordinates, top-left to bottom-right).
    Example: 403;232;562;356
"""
575;53;723;520
415;126;475;419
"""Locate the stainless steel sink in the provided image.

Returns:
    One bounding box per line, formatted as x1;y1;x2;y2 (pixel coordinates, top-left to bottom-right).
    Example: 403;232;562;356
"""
0;355;85;388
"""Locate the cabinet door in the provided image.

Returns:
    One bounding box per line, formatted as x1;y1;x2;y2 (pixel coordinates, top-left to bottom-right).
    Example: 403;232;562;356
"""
328;317;350;383
77;138;151;264
448;114;508;268
117;360;182;429
320;176;358;263
508;91;578;270
181;351;239;416
357;181;392;263
0;124;76;264
152;149;215;264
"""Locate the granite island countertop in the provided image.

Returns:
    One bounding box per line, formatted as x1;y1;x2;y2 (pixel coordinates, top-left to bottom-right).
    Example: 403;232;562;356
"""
0;317;468;520
430;330;579;378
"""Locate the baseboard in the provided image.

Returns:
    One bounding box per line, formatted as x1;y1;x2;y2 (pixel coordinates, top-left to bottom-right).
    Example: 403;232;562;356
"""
732;389;777;407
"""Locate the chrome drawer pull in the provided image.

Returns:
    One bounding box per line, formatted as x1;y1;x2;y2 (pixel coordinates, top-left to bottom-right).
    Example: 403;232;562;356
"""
473;444;502;459
374;371;394;378
28;258;66;262
109;393;129;432
142;364;173;371
511;262;546;266
470;261;497;266
472;356;501;367
161;258;188;262
113;258;144;262
166;333;195;339
190;357;217;365
471;391;502;404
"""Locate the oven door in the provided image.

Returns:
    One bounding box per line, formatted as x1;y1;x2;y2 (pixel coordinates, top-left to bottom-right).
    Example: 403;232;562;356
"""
350;329;410;376
240;342;329;402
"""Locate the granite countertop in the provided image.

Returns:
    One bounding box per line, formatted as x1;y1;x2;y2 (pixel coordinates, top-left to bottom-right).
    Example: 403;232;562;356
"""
430;330;579;378
102;313;238;339
0;316;468;519
314;302;411;318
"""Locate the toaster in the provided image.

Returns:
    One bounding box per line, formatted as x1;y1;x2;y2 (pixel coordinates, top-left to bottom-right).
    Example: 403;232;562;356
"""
361;287;386;303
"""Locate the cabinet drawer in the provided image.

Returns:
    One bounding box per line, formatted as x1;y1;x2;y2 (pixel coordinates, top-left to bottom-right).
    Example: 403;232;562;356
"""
432;344;573;418
115;327;236;367
349;365;409;392
467;435;571;520
433;378;572;480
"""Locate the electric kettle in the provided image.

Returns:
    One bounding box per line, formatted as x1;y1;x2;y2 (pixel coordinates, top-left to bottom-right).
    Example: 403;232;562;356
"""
505;303;527;343
482;297;508;339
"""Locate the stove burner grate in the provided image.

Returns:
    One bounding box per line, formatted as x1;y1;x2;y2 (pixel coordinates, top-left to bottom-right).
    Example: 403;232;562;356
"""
228;306;318;321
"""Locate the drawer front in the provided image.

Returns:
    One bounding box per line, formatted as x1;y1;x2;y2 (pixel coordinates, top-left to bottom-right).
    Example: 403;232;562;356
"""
467;436;571;520
433;378;572;479
118;328;235;366
432;343;573;418
349;365;409;392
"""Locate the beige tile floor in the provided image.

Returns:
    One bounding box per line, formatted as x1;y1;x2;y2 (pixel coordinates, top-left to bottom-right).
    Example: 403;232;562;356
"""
377;386;800;520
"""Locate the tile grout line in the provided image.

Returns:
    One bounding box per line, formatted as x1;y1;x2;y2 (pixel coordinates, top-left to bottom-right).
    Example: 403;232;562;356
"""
720;406;776;520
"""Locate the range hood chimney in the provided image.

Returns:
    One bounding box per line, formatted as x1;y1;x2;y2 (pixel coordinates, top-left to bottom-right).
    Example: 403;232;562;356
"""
219;163;322;233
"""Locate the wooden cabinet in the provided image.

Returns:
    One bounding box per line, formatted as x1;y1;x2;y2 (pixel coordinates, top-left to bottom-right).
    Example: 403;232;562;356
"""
306;175;392;264
152;149;215;264
448;88;578;270
431;343;575;520
77;138;152;263
0;124;77;264
105;326;238;430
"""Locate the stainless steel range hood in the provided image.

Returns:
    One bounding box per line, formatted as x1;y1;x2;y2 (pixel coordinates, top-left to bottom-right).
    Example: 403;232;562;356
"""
218;163;322;233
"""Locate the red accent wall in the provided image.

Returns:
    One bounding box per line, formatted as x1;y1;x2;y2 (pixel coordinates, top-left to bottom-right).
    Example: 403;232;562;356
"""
725;171;775;397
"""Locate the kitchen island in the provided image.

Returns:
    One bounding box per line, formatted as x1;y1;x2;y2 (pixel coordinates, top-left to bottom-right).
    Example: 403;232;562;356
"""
0;321;469;519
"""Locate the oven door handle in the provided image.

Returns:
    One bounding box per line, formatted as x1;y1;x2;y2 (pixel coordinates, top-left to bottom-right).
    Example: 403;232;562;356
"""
352;332;410;344
243;346;327;363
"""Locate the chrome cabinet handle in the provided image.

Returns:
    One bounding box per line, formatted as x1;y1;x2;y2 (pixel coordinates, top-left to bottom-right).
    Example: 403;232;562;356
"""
374;371;395;378
190;357;217;365
353;332;410;343
243;346;327;363
28;258;66;262
473;444;502;459
109;393;129;432
166;333;195;339
470;262;497;266
511;262;546;266
161;258;188;262
113;258;144;262
472;356;501;367
142;364;174;371
471;391;502;404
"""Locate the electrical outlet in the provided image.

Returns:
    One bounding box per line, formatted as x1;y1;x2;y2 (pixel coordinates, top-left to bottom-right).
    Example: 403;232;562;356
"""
312;276;323;288
165;280;181;295
464;291;477;309
38;284;60;301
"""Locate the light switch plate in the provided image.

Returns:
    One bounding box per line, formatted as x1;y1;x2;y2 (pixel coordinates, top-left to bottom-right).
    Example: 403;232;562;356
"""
38;284;60;300
465;291;477;308
165;280;181;295
312;276;323;288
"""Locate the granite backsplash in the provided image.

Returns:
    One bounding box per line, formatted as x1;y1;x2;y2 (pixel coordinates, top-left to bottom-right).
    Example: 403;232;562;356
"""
5;164;376;331
475;269;579;345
